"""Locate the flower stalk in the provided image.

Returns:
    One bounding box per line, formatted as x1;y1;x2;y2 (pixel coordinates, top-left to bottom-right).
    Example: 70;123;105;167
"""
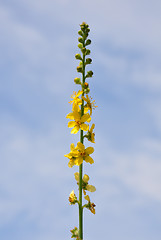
65;22;97;240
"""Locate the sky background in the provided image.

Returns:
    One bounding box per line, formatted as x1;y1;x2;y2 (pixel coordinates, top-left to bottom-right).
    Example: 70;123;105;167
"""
1;0;161;239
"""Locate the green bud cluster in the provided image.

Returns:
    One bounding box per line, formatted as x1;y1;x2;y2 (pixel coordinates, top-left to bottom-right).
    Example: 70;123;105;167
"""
74;22;93;85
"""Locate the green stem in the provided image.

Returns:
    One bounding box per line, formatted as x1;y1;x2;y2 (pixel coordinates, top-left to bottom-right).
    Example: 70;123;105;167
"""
79;149;83;240
79;43;86;240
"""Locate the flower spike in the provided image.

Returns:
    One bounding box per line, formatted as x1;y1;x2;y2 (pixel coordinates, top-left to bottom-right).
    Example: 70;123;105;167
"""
65;22;97;240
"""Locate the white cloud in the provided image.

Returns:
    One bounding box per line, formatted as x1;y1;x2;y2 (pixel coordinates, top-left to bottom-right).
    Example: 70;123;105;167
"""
94;135;161;205
146;98;161;132
1;1;161;239
3;0;161;55
0;5;47;61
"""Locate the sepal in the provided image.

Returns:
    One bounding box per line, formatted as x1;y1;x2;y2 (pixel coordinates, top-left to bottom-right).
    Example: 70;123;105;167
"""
70;226;79;239
84;195;96;214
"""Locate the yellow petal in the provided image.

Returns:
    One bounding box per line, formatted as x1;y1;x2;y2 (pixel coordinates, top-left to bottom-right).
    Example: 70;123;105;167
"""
76;99;82;105
68;159;75;168
70;190;75;196
83;174;89;183
68;121;75;128
91;208;95;214
70;143;75;151
84;195;90;201
81;113;90;122
71;126;79;134
86;185;96;192
76;157;83;166
64;153;72;159
73;111;80;120
72;150;79;156
74;157;83;166
76;90;83;97
82;96;87;101
87;116;91;123
66;113;74;120
90;123;95;131
73;104;80;112
85;147;94;154
77;142;85;151
74;172;79;182
85;156;94;164
80;123;89;131
84;107;88;114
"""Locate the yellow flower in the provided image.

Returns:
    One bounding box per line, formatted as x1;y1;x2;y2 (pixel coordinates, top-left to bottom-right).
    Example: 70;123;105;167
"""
75;142;94;165
86;123;95;143
74;172;96;195
64;143;78;168
69;190;77;205
69;90;83;109
84;195;96;214
66;105;91;134
82;95;97;115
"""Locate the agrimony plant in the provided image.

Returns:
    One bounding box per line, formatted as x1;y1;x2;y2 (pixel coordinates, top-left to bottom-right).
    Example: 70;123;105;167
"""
64;22;97;240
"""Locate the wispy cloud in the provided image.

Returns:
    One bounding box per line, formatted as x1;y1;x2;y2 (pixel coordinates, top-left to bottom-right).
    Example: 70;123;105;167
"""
1;1;161;239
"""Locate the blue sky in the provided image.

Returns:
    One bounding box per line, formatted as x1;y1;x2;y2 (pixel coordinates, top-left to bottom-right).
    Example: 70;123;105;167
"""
1;0;161;239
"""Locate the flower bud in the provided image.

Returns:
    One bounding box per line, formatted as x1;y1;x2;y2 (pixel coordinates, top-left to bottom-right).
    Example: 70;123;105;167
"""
86;70;93;78
84;88;90;94
82;82;89;89
78;30;83;36
85;49;91;55
86;28;90;33
80;22;86;30
81;47;86;54
78;37;83;43
85;58;92;65
74;77;81;84
78;43;83;49
75;53;82;60
85;39;91;46
77;66;83;73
